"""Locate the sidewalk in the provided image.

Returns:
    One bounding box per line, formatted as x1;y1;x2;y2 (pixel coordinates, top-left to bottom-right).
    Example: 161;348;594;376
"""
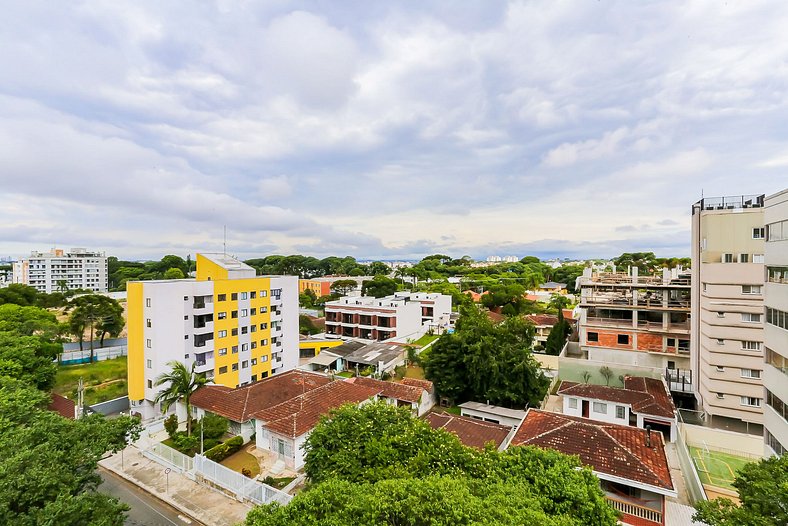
99;446;251;526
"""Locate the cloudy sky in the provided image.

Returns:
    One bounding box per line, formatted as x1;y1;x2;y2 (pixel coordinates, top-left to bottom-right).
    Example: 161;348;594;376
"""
1;1;786;261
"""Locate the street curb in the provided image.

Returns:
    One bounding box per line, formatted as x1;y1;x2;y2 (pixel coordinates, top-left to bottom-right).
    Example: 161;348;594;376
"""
99;458;205;526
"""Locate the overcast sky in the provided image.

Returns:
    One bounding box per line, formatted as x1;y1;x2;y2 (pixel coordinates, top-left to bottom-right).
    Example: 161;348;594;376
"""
1;1;786;262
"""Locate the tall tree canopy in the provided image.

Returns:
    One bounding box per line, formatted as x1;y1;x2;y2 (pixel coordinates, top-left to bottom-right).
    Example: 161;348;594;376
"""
422;306;549;407
361;275;398;298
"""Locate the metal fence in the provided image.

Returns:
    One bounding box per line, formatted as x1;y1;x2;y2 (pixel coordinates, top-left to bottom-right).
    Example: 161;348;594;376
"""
193;454;292;506
143;442;194;473
675;423;708;503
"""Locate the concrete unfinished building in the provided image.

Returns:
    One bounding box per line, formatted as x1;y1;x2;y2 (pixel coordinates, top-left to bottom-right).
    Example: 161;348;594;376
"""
576;266;693;405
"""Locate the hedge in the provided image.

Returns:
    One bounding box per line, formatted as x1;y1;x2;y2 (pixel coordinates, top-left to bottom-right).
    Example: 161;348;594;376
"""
204;435;244;463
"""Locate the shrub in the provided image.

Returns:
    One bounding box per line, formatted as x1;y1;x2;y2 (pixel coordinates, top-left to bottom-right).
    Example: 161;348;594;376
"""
201;438;220;451
163;414;179;438
242;468;252;478
194;413;229;440
204;435;244;463
174;433;198;453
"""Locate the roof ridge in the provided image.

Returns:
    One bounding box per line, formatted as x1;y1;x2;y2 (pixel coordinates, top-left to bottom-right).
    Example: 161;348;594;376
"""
597;425;671;488
521;414;575;443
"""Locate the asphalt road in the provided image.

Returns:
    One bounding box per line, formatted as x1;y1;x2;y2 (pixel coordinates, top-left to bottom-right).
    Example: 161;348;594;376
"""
98;468;203;526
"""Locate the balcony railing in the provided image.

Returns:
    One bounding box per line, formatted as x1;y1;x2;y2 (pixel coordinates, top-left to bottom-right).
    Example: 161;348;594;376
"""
605;496;662;525
585;317;690;332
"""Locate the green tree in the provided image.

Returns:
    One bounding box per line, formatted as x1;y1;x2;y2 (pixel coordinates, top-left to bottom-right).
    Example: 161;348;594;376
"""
0;284;39;306
614;252;658;275
163;267;185;280
299;315;319;335
544;309;572;356
154;361;207;436
361;275;398;298
694;454;788;526
330;279;358;296
67;295;124;360
298;292;314;308
367;261;390;275
422;307;549;407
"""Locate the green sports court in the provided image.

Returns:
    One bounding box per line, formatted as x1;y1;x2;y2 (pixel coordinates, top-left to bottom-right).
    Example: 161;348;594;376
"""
689;446;751;490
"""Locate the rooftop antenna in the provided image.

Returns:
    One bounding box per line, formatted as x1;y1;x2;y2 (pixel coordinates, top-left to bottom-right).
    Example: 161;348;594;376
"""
223;225;227;256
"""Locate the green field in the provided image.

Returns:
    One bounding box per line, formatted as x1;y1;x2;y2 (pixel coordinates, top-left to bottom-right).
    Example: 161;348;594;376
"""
54;357;128;406
689;446;750;490
413;333;439;347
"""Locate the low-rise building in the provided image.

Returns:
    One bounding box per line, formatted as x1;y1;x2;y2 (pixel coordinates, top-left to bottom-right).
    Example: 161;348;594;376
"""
351;376;435;416
558;376;677;441
511;409;676;526
343;341;409;376
424;412;514;450
458;401;527;428
299;276;371;298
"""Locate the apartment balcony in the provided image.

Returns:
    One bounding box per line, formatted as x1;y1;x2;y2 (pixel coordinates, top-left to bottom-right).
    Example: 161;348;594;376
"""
194;360;213;374
585;317;690;334
585;272;691;288
604;496;662;526
581;294;690;311
666;368;693;393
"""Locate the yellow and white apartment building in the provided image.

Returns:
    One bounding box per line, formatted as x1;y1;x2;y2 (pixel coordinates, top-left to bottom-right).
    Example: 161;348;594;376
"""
128;253;298;420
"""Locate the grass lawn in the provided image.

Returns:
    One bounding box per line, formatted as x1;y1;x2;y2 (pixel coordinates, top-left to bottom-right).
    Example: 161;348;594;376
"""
689;446;750;490
221;450;261;478
336;371;354;378
443;406;462;415
413;333;439;347
262;476;295;490
404;365;425;380
54;357;128;405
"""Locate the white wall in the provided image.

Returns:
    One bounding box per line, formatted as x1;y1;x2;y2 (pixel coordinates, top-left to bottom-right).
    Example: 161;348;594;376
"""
272;275;299;373
563;395;631;425
460;407;524;428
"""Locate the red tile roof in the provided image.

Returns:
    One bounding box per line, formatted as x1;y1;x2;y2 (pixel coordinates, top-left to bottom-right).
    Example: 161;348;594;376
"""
401;377;434;394
424;412;511;450
350;376;424;403
558;376;675;419
191;370;332;422
511;410;674;492
486;310;505;324
48;393;75;419
254;380;381;438
525;314;559;326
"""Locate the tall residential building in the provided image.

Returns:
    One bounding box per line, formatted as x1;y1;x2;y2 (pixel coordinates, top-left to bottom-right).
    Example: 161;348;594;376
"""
127;253;298;420
691;195;765;430
576;266;693;403
13;248;108;293
764;189;788;456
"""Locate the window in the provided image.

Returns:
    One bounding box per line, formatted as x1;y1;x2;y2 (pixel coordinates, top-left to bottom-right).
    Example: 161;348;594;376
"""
242;360;248;368
250;325;257;333
742;285;762;295
218;294;226;301
716;312;726;318
218;348;227;356
717;339;725;345
260;339;268;346
716;393;725;399
231;293;238;300
241;309;248;317
260;306;268;313
703;283;707;292
146;318;151;328
723;253;734;263
753;254;765;263
250;291;256;299
146;359;152;369
742;341;762;351
251;374;257;382
231;310;238;319
568;398;578;409
740;396;761;407
232;363;238;371
261;355;269;362
260;322;268;330
218;330;227;338
146;298;151;307
241;326;248;335
219;366;228;374
667;360;675;369
184;315;188;320
593;402;607;413
146;339;151;348
260;290;267;297
587;332;599;342
739;253;749;263
240;292;248;300
715;366;725;372
766;430;787;456
232;345;238;354
184;334;189;340
251;341;257;349
184;354;189;359
767;307;788;330
250;308;256;316
617;334;629;345
767;266;788;284
742;313;762;323
753;227;765;239
231;328;238;336
242;343;249;352
741;369;761;379
218;312;227;320
184;296;189;301
766;347;788;375
147;380;153;388
251;358;257;366
667;338;676;347
616;406;626;419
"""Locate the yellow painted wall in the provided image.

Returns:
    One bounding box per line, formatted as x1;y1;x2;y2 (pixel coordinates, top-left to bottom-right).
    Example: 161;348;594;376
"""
127;282;145;400
299;338;343;356
196;254;229;281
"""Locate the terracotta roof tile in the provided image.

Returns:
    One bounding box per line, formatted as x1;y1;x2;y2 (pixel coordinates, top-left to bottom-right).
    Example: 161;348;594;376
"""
351;377;424;403
525;314;559;326
191;370;332;422
254;380;381;438
557;377;675;419
48;393;75;419
401;377;434;393
424;412;511;450
511;410;674;491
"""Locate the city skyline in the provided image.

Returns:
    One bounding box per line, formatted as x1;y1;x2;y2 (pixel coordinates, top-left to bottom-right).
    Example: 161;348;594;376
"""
1;1;786;260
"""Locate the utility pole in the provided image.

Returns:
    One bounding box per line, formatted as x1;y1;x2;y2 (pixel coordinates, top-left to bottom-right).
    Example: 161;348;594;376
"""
77;377;84;418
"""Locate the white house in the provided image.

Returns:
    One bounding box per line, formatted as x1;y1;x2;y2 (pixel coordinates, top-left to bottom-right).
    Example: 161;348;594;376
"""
458;401;527;428
350;376;436;416
557;376;677;442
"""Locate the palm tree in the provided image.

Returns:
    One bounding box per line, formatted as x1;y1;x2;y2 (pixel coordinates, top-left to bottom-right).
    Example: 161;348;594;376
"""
154;361;206;436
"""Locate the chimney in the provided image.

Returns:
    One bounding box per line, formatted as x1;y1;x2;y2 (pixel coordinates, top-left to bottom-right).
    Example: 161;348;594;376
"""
645;425;652;448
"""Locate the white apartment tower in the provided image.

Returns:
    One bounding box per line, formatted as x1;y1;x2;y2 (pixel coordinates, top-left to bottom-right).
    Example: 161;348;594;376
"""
764;189;788;456
691;195;766;431
13;248;108;293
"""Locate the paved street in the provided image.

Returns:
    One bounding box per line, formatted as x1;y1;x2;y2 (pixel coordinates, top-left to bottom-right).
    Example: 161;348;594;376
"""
99;468;203;526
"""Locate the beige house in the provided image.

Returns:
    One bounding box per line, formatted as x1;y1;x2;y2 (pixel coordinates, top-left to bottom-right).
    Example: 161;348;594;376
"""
691;194;765;430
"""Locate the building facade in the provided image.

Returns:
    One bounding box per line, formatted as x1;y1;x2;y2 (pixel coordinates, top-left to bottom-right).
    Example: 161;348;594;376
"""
298;276;371;297
13;248;107;293
577;266;692;379
764;189;788;456
691;195;766;429
127;253;298;420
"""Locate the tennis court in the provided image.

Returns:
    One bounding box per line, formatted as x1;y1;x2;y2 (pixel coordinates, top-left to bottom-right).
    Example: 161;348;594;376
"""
689;446;750;490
